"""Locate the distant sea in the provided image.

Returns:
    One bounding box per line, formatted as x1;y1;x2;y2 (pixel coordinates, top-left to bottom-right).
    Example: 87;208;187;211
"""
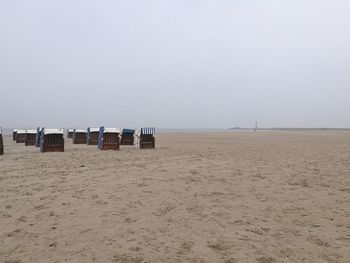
157;128;231;133
158;128;350;133
2;127;350;136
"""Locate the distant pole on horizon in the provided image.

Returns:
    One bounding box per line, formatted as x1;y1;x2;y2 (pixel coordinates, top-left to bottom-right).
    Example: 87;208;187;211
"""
255;121;258;132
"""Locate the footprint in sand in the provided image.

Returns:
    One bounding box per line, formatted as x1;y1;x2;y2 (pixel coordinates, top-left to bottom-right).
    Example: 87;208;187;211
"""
34;204;46;210
124;217;138;223
256;256;276;263
17;216;27;222
129;246;142;252
207;240;233;251
3;259;21;263
48;241;57;248
96;200;108;205
153;203;175;216
112;254;144;263
7;229;22;237
306;235;331;247
186;204;205;217
320;253;343;263
0;212;12;218
179;241;194;254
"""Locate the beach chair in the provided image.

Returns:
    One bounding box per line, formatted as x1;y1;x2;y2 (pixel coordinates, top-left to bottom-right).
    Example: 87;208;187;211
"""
13;129;17;141
87;127;100;145
25;130;37;146
0;128;3;155
40;128;64;152
73;129;87;144
35;127;42;147
98;127;120;150
136;128;156;149
16;130;26;143
67;129;74;139
120;129;135;145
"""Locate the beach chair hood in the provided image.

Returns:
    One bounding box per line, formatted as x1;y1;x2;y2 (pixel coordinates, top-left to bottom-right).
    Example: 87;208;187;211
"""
42;128;64;135
74;129;87;133
88;127;100;133
141;128;156;135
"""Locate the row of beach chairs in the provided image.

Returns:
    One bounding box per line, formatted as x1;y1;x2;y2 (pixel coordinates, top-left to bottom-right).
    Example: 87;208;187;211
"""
3;127;156;154
67;128;136;146
68;127;155;149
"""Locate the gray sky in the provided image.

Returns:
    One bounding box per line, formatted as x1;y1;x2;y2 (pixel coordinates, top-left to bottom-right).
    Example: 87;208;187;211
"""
1;0;350;129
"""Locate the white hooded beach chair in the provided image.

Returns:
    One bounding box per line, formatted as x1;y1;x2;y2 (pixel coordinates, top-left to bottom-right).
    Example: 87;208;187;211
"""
73;129;87;144
98;127;120;150
67;129;74;139
87;127;100;145
25;129;37;146
40;128;64;152
16;129;26;143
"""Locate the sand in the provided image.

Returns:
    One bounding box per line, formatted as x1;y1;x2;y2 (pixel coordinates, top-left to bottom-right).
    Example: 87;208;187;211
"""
0;131;349;263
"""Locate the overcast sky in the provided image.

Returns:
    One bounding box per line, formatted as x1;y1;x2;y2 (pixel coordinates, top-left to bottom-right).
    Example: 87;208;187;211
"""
0;0;349;129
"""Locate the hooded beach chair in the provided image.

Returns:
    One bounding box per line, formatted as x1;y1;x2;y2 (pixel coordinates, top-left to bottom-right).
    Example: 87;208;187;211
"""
73;129;87;144
120;129;135;145
13;129;17;141
16;130;26;143
136;128;156;149
40;128;64;152
98;127;120;150
87;127;100;145
25;130;37;146
0;128;4;155
67;129;74;139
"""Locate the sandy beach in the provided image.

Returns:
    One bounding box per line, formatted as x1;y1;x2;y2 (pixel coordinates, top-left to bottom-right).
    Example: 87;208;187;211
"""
0;131;349;262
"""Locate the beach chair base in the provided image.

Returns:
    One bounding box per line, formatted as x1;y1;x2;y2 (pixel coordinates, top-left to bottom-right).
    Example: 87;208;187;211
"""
100;144;120;150
41;146;64;152
139;135;155;149
25;134;36;146
40;134;65;153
